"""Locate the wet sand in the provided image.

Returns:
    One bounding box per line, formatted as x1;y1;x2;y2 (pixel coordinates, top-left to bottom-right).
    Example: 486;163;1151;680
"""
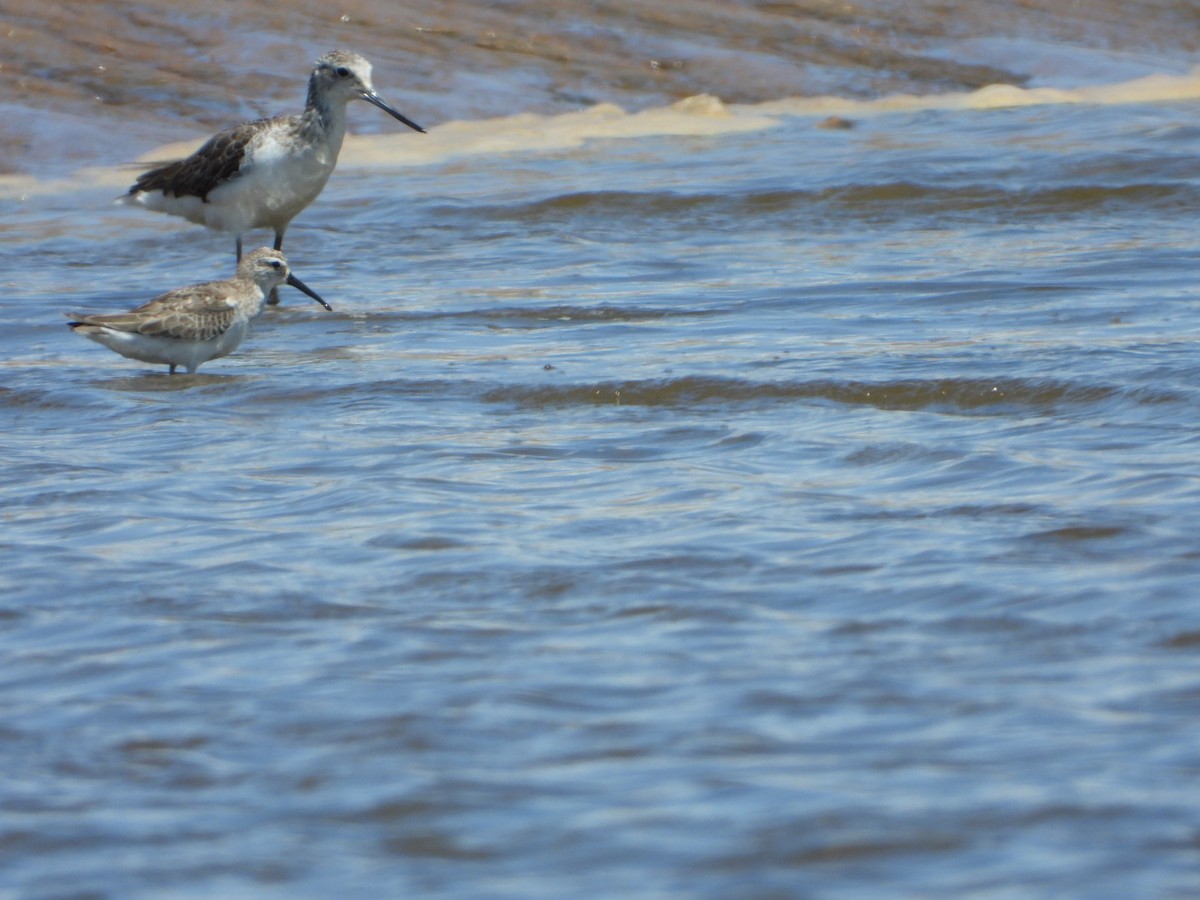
4;0;1199;176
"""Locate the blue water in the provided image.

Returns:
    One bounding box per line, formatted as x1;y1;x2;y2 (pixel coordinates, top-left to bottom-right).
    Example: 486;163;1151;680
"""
3;10;1200;896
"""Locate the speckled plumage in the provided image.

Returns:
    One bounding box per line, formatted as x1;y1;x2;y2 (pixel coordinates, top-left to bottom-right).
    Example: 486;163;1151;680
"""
67;248;331;374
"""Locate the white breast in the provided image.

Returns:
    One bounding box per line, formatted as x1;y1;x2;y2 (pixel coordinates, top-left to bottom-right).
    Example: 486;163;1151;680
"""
231;131;339;229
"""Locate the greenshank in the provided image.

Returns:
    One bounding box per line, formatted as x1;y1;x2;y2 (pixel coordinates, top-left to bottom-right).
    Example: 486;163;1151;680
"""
122;50;424;301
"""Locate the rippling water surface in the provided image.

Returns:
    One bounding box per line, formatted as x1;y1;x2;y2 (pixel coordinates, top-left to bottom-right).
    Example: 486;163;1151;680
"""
3;1;1200;896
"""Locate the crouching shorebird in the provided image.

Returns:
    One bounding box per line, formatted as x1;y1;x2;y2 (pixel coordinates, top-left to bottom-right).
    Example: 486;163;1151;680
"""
121;50;424;301
66;248;331;374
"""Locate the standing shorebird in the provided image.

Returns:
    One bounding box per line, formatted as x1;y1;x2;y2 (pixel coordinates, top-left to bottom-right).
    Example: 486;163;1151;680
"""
122;50;424;301
66;248;331;374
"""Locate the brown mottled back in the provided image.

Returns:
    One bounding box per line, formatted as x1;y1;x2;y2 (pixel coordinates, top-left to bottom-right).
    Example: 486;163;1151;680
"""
69;283;242;342
129;117;289;201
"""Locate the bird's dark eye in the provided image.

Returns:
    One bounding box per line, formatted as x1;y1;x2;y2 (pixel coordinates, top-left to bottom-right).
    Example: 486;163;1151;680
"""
269;260;282;269
335;66;351;78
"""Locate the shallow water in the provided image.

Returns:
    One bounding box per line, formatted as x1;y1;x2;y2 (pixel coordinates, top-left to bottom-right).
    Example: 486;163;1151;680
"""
3;1;1200;896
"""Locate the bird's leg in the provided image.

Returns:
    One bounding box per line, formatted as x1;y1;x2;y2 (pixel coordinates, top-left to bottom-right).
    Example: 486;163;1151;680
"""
169;364;177;375
236;235;243;263
267;229;286;305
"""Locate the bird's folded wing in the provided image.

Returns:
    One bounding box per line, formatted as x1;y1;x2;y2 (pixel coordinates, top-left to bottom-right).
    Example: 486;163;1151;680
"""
129;117;276;200
73;285;239;341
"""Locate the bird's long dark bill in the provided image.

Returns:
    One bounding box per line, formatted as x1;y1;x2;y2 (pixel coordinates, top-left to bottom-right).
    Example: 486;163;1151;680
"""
287;274;333;311
362;91;426;133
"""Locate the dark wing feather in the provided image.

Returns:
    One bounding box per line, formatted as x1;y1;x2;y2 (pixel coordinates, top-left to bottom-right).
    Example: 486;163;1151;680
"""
69;281;241;342
128;115;286;202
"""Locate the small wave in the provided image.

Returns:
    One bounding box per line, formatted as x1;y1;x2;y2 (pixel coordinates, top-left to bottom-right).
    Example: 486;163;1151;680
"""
826;181;1197;214
475;303;689;324
469;181;1200;228
340;305;700;330
0;384;98;412
482;375;1163;412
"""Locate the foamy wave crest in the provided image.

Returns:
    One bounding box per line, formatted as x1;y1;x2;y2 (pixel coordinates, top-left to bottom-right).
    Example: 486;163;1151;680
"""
5;68;1200;199
327;66;1200;167
751;66;1200;117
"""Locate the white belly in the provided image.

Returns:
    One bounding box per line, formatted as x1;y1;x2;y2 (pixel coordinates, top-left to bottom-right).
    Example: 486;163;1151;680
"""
209;139;336;233
83;321;250;373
